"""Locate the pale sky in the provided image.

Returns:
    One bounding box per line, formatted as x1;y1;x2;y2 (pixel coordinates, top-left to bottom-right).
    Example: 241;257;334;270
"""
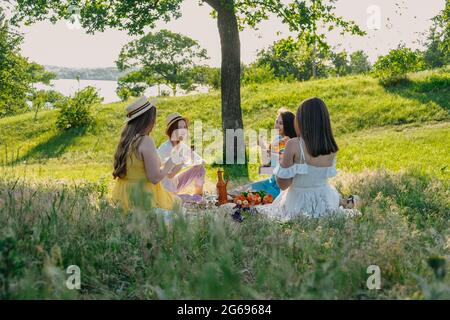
18;0;445;68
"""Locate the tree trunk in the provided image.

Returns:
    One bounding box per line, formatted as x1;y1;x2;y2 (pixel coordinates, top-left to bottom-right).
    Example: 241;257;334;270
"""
205;0;244;164
172;85;177;96
312;42;318;79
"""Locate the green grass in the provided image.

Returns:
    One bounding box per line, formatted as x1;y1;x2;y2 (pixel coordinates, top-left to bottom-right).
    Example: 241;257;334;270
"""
338;122;450;180
0;67;449;184
0;170;448;299
0;68;449;299
2;122;448;187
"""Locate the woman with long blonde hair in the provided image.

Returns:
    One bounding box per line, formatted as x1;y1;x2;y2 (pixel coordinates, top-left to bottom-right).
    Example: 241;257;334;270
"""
112;96;181;212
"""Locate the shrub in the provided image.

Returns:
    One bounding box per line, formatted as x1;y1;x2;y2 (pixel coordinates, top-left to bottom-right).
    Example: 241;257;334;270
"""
116;71;147;101
160;90;171;97
241;64;276;85
190;65;221;90
255;37;330;81
56;86;103;130
372;46;425;85
30;89;65;120
349;50;372;75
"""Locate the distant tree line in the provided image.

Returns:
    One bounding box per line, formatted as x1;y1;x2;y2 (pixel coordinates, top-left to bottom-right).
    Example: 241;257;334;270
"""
44;65;128;81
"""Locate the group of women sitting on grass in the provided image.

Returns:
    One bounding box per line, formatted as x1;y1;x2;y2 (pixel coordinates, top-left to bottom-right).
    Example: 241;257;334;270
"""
111;96;357;221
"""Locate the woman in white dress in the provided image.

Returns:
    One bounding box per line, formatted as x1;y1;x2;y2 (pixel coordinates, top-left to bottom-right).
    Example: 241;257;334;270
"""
257;97;351;221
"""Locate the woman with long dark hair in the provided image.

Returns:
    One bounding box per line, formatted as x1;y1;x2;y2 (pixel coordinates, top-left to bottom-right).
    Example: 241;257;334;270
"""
112;96;181;212
249;108;297;199
257;97;348;220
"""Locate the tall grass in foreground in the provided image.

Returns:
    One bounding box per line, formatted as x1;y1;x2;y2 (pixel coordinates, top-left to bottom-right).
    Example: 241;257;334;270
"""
0;170;448;299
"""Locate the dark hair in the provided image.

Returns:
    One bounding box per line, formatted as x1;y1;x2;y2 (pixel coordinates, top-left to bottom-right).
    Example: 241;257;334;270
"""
113;107;157;179
278;109;297;138
295;97;338;157
166;117;189;140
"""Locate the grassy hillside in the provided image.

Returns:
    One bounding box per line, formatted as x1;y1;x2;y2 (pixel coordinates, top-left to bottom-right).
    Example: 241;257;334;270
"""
1;68;449;299
0;67;449;185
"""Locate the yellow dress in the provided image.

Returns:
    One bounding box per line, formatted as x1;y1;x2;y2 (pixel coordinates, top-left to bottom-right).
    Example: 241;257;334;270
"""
112;152;181;212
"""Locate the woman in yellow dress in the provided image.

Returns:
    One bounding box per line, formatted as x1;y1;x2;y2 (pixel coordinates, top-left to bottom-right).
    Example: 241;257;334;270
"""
112;96;181;212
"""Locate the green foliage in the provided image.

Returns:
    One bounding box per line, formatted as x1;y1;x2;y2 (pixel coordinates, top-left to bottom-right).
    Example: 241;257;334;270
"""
256;36;330;81
257;38;372;81
191;65;221;90
30;89;64;120
330;50;351;77
349;50;372;75
27;62;56;85
423;0;450;69
0;15;57;118
116;71;147;101
117;29;209;96
273;0;365;52
0;232;25;299
116;86;132;102
241;64;276;85
9;0;366;140
372;46;425;85
0;20;31;117
55;86;103;130
330;50;372;76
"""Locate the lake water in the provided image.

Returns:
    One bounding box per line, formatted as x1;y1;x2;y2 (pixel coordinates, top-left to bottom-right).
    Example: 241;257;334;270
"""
35;79;210;103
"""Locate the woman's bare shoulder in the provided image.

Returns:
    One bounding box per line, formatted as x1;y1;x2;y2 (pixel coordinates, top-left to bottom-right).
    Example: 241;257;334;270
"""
137;135;156;155
285;137;301;162
140;135;155;146
311;152;337;166
285;137;299;151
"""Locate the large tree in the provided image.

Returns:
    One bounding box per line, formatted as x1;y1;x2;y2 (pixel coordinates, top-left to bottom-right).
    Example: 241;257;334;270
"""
117;29;209;97
0;16;30;117
423;0;450;68
10;0;363;161
0;10;55;118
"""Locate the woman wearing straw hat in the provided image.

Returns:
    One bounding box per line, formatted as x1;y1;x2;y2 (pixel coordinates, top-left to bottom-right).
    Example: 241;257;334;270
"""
157;112;206;202
112;96;181;212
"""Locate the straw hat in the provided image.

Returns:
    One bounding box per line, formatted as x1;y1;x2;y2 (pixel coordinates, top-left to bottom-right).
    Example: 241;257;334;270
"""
124;96;156;123
166;112;187;129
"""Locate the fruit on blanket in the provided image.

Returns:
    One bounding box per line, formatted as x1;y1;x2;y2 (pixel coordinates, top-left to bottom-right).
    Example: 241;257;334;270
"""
247;192;258;205
263;194;273;204
233;192;272;206
233;194;246;204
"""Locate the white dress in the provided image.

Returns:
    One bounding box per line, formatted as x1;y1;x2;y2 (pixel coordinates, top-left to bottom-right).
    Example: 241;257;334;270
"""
157;140;204;193
256;138;342;221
